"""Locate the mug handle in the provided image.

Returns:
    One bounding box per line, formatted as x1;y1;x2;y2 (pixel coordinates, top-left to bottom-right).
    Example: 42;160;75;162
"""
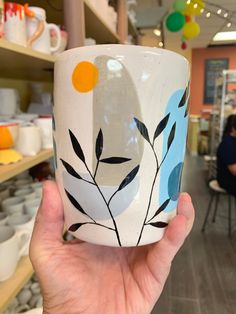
16;229;31;258
47;23;62;53
24;4;45;47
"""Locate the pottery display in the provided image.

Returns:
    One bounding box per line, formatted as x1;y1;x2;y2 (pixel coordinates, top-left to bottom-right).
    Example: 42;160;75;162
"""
53;45;190;247
0;226;29;281
15;124;41;156
0;88;20;116
0;122;22;164
3;2;44;47
26;6;61;54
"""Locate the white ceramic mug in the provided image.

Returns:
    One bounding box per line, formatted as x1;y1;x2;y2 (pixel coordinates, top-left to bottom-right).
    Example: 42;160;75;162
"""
26;7;61;54
2;196;25;215
54;45;190;247
7;214;34;255
34;117;53;149
3;2;44;47
15;125;41;156
0;212;8;226
24;198;41;217
0;88;20;116
0;226;29;281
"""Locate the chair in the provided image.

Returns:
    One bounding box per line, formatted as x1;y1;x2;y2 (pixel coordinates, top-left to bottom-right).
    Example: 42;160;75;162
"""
201;179;234;238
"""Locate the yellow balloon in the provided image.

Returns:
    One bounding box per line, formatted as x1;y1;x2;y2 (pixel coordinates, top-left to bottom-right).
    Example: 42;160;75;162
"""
184;0;205;16
183;21;200;39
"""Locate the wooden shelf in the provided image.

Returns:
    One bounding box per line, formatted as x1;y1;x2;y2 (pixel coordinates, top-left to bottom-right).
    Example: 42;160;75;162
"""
0;149;53;183
128;17;138;37
0;256;33;314
84;0;120;44
0;40;55;81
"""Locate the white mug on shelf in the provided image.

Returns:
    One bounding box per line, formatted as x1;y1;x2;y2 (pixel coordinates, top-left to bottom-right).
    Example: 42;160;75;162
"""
2;196;25;215
7;214;34;255
0;88;20;116
15;124;42;156
3;2;44;47
26;7;61;54
0;226;29;281
34;117;53;149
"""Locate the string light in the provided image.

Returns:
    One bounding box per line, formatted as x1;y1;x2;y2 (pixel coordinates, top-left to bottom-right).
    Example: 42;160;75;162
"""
194;3;198;9
159;42;163;47
200;8;204;13
206;12;211;18
186;0;191;4
217;9;222;15
227;22;232;28
224;12;228;18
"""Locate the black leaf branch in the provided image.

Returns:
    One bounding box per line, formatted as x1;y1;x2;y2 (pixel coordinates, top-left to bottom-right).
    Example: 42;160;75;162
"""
69;129;85;163
100;157;131;164
60;159;94;185
149;221;168;228
146;199;170;224
178;88;187;108
153;113;170;144
65;189;96;223
69;222;115;232
134;115;176;245
167;122;176;151
134;118;150;143
96;129;103;160
118;165;140;192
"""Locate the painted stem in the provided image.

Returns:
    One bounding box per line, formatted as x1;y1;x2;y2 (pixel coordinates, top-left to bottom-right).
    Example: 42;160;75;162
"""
85;222;115;231
84;163;122;246
81;178;96;185
136;147;169;245
94;159;99;179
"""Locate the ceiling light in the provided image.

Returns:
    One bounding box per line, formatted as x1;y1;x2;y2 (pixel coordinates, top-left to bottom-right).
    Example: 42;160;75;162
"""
224;12;228;18
213;31;236;41
153;29;161;36
227;22;232;28
206;12;211;18
217;9;222;14
159;42;163;47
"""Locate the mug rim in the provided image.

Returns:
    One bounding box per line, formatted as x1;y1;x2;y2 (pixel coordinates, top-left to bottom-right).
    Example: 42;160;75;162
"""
0;226;16;244
56;44;189;64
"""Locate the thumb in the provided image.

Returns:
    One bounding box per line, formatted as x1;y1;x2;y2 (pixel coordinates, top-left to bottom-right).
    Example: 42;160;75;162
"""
30;180;64;256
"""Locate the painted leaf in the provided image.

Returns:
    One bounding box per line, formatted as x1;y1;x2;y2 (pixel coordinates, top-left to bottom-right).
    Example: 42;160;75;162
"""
149;221;168;228
60;158;82;180
167;122;176;150
95;129;103;160
118;165;140;191
178;88;187;107
65;189;87;216
184;101;190;118
100;157;131;164
68;223;85;232
153;113;170;142
134;118;150;143
148;199;170;222
69;129;85;163
168;162;184;201
52;114;56;131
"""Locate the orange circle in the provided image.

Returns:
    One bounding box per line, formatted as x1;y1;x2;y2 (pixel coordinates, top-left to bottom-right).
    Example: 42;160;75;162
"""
72;61;98;93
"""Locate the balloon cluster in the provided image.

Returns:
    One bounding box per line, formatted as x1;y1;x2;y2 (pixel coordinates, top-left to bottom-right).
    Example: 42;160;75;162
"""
165;0;205;50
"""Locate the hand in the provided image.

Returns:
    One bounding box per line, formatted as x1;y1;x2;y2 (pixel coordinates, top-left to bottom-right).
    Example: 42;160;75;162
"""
30;181;194;314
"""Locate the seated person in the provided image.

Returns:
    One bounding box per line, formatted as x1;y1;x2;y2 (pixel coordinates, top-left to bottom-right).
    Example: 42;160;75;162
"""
217;114;236;197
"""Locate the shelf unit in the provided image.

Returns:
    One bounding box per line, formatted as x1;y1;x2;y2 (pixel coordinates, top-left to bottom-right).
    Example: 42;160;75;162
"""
0;1;138;312
208;70;236;179
0;149;53;184
0;40;55;81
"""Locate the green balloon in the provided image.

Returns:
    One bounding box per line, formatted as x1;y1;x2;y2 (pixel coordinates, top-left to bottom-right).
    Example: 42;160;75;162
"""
166;11;185;32
173;0;186;12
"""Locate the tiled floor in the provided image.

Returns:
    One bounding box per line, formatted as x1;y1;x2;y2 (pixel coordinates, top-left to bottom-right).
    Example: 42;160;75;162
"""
152;155;236;314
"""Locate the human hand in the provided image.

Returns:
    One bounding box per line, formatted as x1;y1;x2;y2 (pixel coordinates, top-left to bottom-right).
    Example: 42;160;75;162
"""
30;181;194;314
